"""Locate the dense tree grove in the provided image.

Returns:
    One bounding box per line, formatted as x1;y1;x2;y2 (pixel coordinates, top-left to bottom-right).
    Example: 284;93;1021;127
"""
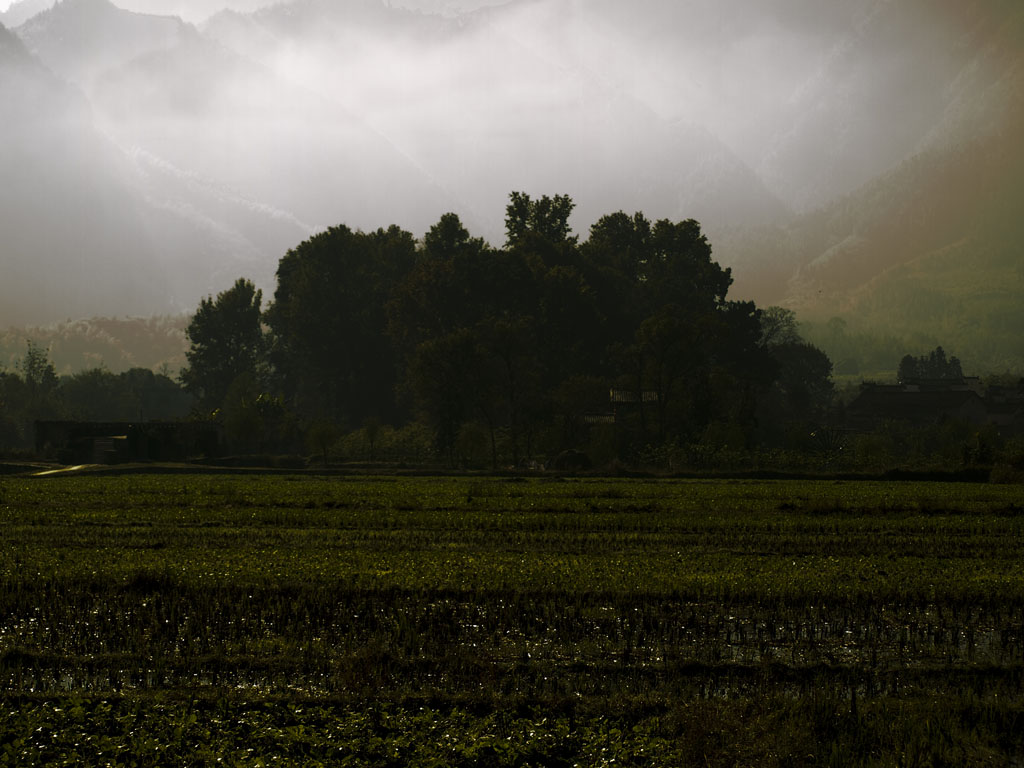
6;194;1023;472
174;193;836;467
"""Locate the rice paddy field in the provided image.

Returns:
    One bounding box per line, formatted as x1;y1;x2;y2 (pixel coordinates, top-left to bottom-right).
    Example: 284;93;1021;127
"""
1;473;1023;765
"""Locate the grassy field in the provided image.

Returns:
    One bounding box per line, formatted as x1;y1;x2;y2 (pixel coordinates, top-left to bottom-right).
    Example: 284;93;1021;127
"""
1;474;1023;765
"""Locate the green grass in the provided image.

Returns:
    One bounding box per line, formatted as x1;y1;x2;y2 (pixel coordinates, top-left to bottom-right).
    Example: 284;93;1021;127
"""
1;474;1023;765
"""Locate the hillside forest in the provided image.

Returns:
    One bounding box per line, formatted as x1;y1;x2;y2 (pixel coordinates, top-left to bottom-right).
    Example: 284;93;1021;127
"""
3;193;1022;475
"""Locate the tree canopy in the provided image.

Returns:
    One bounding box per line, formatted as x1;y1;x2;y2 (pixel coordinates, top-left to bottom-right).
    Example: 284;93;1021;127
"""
266;225;416;426
180;278;264;412
228;193;834;465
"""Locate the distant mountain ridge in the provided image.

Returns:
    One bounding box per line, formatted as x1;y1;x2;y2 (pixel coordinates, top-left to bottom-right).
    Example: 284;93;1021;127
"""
1;0;1021;374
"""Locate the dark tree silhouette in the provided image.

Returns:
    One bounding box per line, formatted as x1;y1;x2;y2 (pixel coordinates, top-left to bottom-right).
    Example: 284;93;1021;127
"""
505;191;576;249
62;367;190;422
19;340;59;397
897;346;964;382
267;225;416;426
181;278;264;412
170;191;843;465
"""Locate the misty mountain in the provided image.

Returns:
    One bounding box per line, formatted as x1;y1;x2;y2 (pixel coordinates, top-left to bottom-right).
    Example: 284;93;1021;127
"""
0;20;158;323
0;0;53;28
780;121;1024;372
0;17;306;325
753;0;1023;211
89;26;457;236
15;0;191;89
480;0;1015;214
227;0;452;40
197;0;1024;243
723;2;1024;370
203;0;790;237
2;0;1022;372
109;0;272;23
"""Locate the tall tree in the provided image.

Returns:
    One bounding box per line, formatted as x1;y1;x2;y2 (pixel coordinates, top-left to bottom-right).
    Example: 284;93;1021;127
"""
0;342;64;451
267;225;416;426
181;278;264;412
595;216;739;443
19;340;59;398
422;212;485;261
388;213;492;347
583;210;653;285
768;342;835;416
19;340;63;422
642;218;731;314
505;191;576;250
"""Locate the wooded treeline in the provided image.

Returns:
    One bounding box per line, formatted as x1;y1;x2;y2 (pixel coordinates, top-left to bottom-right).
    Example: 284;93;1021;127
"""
0;341;190;453
5;193;1022;472
179;193;834;466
